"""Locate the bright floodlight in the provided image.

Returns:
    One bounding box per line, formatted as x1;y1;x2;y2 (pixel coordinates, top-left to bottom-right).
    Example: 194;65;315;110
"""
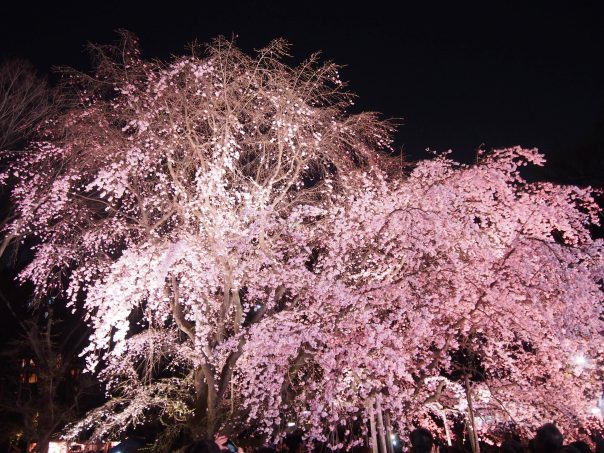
287;422;296;427
575;354;587;366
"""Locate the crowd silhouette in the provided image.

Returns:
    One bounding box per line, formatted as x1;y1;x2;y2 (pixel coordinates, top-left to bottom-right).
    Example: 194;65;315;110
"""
182;424;604;453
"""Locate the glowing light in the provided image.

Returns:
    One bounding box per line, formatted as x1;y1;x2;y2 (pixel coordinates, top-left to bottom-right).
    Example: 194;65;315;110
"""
591;407;601;415
287;422;296;427
48;442;65;453
574;355;587;367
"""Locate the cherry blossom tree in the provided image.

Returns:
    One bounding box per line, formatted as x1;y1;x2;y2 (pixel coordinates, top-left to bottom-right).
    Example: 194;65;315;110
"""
2;31;603;450
239;148;604;450
0;32;394;442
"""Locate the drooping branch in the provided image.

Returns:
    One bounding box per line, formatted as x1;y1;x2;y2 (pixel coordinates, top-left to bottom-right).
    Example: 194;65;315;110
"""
166;275;195;342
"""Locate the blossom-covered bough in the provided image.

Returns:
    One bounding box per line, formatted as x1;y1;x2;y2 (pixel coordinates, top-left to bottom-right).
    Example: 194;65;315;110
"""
1;32;602;450
0;32;394;442
243;148;603;449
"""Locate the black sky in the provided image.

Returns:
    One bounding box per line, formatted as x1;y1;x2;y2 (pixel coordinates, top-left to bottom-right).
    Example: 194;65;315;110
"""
1;1;603;170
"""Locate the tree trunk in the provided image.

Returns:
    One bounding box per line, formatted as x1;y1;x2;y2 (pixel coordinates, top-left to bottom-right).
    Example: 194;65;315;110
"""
441;409;452;446
368;398;378;453
36;435;50;453
385;412;394;453
376;397;388;453
464;375;480;453
193;365;219;438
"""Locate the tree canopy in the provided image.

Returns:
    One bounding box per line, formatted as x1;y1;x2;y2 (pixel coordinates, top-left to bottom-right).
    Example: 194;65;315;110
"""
1;33;602;449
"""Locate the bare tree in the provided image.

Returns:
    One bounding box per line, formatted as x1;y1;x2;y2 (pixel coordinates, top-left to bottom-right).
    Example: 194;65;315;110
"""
0;293;95;453
0;59;60;150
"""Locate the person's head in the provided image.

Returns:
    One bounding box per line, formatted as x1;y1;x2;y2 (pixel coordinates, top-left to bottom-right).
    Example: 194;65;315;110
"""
534;424;564;453
569;441;592;453
185;440;222;453
439;445;468;453
284;432;304;453
256;448;277;453
501;439;525;453
351;447;373;453
558;447;582;453
410;428;434;453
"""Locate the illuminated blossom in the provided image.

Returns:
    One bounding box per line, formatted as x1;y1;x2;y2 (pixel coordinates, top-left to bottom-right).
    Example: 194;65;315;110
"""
2;32;602;446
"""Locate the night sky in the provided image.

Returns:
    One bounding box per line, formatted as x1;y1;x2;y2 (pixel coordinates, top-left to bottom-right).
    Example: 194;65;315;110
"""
1;1;603;174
